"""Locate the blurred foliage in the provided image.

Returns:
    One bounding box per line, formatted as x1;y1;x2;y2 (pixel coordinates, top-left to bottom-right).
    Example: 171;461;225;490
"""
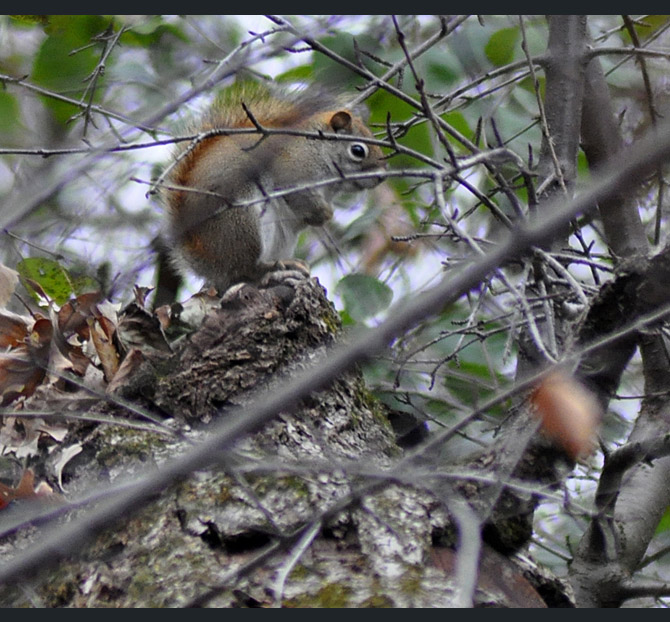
335;273;393;323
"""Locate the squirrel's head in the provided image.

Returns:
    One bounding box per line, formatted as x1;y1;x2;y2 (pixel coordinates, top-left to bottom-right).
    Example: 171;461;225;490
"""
314;109;387;192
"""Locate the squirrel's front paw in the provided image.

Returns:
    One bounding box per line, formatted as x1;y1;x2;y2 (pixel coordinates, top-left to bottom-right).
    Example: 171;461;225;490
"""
259;259;311;288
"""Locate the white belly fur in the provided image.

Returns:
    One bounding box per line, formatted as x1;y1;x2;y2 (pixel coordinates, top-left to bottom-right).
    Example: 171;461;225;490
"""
255;199;301;263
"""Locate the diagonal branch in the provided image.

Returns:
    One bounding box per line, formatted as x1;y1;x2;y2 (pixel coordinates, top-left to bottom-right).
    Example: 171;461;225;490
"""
4;109;670;585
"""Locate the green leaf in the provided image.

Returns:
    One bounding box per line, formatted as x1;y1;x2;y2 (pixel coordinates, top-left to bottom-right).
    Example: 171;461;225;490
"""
313;32;381;89
17;258;75;306
0;91;21;134
119;17;188;46
620;15;670;45
656;506;670;534
336;274;393;322
485;27;519;67
32;15;110;125
9;15;49;27
427;60;458;86
367;89;432;168
519;74;544;98
338;308;356;327
441;111;471;142
275;64;313;83
422;41;464;89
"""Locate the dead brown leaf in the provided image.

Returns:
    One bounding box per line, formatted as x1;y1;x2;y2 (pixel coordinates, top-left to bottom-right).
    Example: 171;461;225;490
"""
0;311;30;348
88;315;119;382
531;370;601;459
0;318;52;405
0;468;57;511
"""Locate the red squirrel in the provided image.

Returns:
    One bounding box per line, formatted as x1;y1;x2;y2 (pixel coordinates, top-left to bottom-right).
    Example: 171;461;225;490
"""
163;83;386;292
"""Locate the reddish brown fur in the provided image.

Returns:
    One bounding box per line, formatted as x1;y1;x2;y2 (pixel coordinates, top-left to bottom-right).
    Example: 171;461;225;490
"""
168;86;351;201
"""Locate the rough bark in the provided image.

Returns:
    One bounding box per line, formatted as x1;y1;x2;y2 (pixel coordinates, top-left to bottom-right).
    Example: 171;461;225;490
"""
0;276;565;607
569;35;670;606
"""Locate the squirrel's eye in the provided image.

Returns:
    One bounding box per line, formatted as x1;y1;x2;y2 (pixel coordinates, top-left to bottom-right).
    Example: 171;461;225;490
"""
348;143;368;161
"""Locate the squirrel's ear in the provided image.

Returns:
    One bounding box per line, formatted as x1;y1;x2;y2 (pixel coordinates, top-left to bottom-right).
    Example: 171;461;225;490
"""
329;111;353;133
